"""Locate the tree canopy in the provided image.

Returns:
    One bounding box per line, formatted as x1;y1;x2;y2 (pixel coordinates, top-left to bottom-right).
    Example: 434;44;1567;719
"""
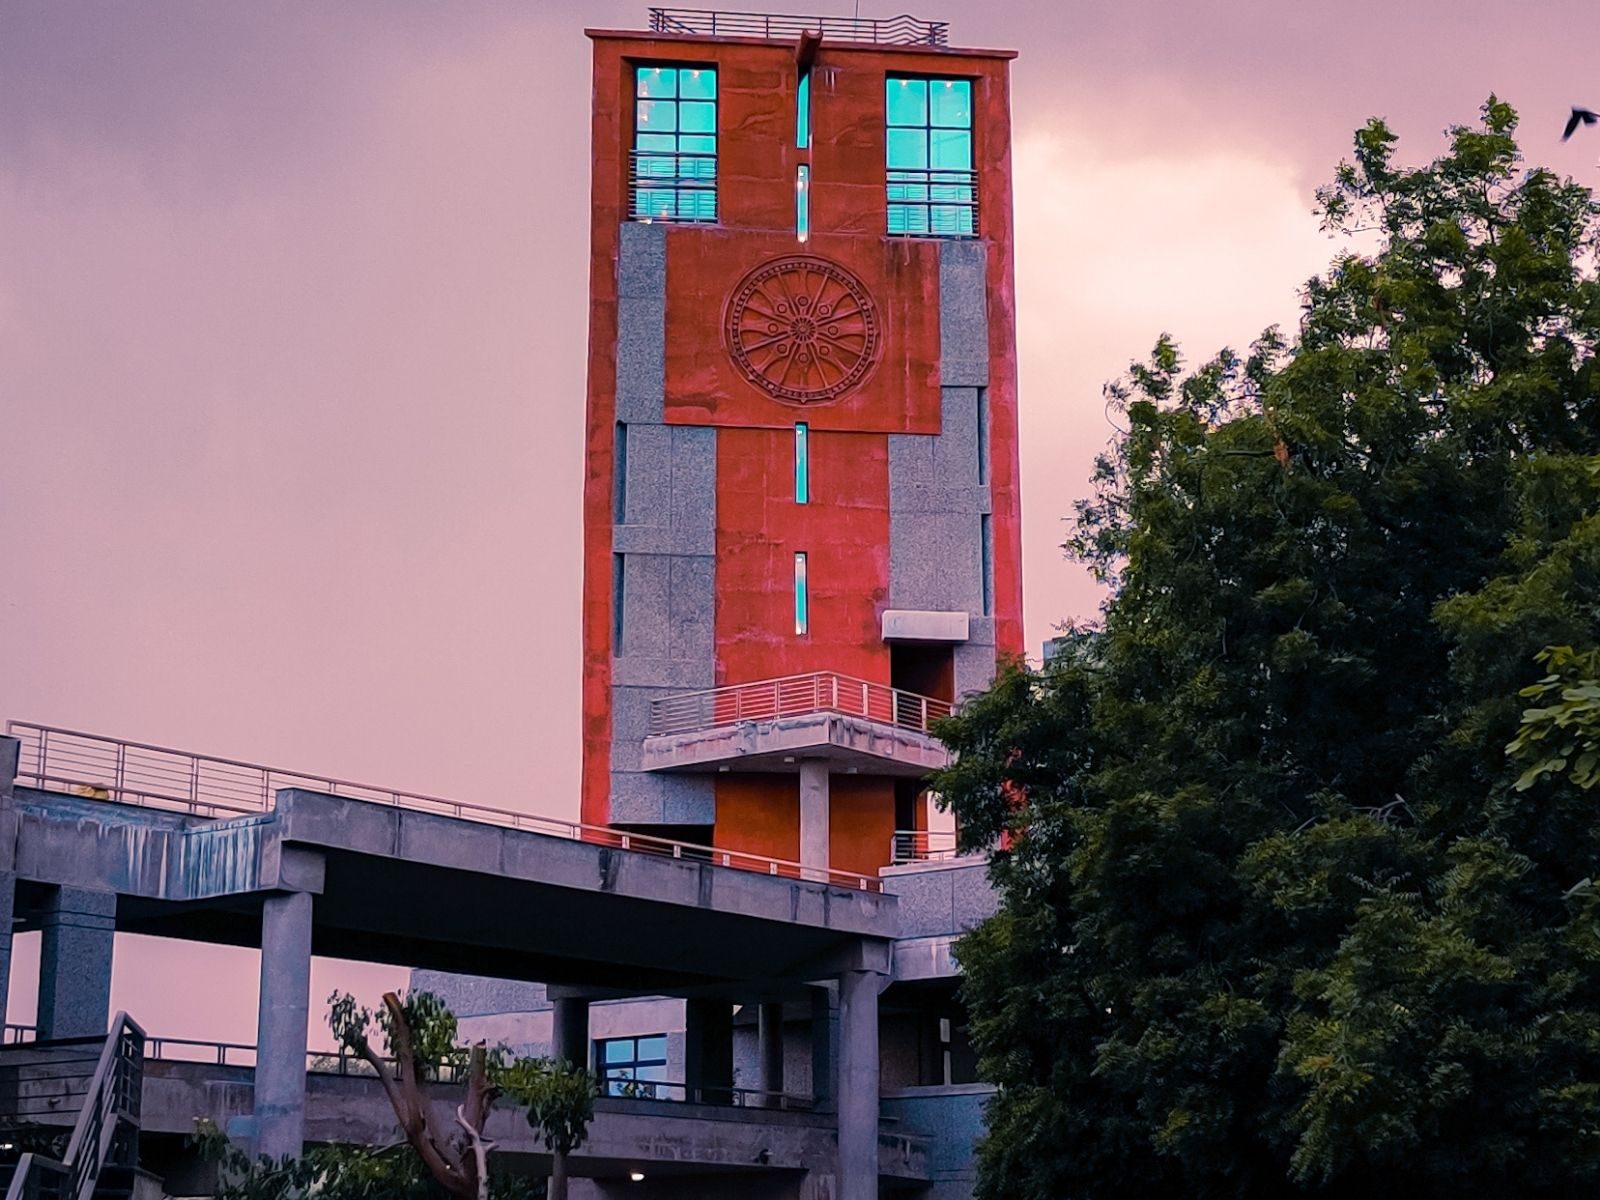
936;99;1600;1199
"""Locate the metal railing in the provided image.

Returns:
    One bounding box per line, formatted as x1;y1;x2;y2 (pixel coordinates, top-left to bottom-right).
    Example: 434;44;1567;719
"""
4;721;883;893
887;167;979;238
601;1078;814;1110
140;1038;812;1110
648;672;952;738
628;149;717;223
648;7;949;46
889;829;960;864
1;1014;144;1200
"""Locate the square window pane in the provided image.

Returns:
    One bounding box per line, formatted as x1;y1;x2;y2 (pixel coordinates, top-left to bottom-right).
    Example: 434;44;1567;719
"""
604;1041;633;1063
679;68;716;99
639;1035;669;1059
886;77;927;126
887;128;928;169
680;101;716;133
637;99;677;133
636;132;676;154
637;67;678;98
930;79;972;128
679;134;716;156
930;129;971;170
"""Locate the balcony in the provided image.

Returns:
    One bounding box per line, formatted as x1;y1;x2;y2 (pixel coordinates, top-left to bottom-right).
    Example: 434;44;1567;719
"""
647;8;950;47
642;672;952;776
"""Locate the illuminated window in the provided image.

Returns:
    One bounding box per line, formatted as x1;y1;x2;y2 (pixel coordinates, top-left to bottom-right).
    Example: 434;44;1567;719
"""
795;552;809;635
796;164;811;242
630;65;717;222
795;423;810;503
886;76;976;237
797;68;811;148
598;1035;669;1098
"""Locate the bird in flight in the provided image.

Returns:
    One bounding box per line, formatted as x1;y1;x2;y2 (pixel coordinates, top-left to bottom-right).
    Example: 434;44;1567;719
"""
1563;106;1599;140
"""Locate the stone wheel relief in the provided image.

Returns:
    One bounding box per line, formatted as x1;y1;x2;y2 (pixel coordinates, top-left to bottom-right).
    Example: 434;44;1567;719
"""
723;256;882;405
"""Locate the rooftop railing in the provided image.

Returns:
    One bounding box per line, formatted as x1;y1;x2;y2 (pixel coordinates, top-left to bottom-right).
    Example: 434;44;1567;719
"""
647;7;949;46
4;721;882;893
647;672;952;738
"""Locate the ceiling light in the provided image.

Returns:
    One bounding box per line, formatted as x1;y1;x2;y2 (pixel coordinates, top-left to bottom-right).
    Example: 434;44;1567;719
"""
630;1170;646;1182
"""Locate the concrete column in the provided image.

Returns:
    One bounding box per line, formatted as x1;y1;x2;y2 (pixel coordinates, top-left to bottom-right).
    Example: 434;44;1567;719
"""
37;886;116;1040
254;889;312;1162
810;982;838;1111
0;872;14;1033
757;1000;785;1104
799;759;829;880
837;969;885;1200
552;996;591;1070
0;734;19;801
0;739;18;1037
683;997;734;1105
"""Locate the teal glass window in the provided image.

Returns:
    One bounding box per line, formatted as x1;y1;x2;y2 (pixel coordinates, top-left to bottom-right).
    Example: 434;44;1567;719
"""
795;552;809;635
797;69;811;148
886;76;976;237
631;65;717;222
796;164;811;243
599;1035;670;1098
795;423;810;503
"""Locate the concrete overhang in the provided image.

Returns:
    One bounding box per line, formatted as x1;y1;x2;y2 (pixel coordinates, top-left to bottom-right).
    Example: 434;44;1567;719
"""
880;609;969;643
640;712;949;777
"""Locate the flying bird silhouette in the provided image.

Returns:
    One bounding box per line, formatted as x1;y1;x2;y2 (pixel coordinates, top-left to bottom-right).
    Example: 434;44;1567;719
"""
1563;106;1599;141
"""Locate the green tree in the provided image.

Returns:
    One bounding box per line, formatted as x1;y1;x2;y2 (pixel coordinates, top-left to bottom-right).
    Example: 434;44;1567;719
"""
326;990;597;1200
937;99;1600;1200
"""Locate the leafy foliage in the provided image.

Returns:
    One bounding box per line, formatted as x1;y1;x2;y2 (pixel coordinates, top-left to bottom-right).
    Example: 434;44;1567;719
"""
1509;644;1600;790
936;100;1600;1200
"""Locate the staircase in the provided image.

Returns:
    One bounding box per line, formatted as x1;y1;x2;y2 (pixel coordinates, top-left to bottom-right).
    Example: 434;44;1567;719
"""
0;1015;150;1200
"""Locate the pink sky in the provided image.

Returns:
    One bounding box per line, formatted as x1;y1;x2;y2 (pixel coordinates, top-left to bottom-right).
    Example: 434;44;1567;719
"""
2;0;1596;1045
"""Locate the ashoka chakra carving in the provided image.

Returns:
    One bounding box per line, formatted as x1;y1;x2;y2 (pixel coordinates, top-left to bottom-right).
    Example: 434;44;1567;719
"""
724;256;882;405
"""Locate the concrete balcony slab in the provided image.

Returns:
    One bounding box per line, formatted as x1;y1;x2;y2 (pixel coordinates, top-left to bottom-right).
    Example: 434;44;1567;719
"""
641;712;949;777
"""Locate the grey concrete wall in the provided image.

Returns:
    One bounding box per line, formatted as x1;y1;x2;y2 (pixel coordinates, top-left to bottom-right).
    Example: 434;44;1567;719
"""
881;860;997;941
887;241;998;703
611;220;716;828
882;1084;995;1200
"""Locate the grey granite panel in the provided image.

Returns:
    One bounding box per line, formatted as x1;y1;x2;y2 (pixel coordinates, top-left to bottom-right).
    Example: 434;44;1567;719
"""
409;973;550;1018
668;555;715;665
621;554;671;658
890;511;983;612
617;221;666;299
668;426;717;554
621;423;673;530
615;296;665;424
609;772;715;827
610;656;714;690
953;640;997;700
939;240;989;387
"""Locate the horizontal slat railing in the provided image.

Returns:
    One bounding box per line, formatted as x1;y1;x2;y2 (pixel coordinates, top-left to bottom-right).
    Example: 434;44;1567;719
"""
648;672;952;738
889;829;960;864
647;7;948;46
4;722;882;892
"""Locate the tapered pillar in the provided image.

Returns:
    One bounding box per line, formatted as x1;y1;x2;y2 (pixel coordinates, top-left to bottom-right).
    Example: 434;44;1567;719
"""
799;759;829;880
254;889;313;1162
552;996;591;1069
837;969;885;1200
757;1001;785;1105
37;886;115;1040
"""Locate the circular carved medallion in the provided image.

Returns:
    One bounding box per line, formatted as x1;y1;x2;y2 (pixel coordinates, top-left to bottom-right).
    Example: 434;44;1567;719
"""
723;256;882;405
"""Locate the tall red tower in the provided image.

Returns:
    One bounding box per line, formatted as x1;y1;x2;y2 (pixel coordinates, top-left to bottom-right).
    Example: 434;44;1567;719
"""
582;8;1021;879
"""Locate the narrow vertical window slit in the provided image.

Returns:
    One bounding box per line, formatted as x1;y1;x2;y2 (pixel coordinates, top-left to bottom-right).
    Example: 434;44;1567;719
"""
795;552;809;635
795;422;810;503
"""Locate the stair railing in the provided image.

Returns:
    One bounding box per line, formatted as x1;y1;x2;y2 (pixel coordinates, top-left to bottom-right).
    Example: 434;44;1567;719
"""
4;1013;145;1200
